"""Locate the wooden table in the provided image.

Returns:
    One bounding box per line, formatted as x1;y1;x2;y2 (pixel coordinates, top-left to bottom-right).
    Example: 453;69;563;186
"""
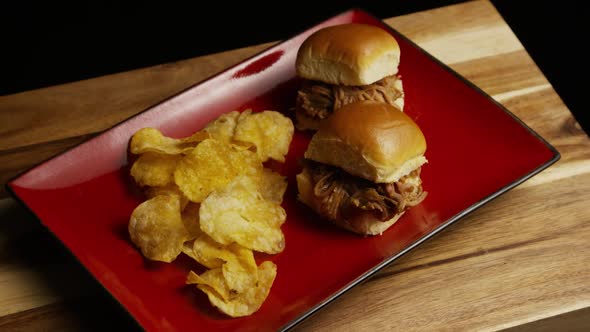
1;1;589;331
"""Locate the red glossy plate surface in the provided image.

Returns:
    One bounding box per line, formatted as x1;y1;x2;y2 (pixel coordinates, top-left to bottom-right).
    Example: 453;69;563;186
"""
8;9;559;332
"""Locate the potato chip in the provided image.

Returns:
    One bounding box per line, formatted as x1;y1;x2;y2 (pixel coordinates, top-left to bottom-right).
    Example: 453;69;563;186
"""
181;202;202;240
144;184;189;210
186;269;234;301
128;108;293;318
182;131;211;144
199;176;286;254
233;110;294;162
181;241;198;261
202;110;254;150
221;243;258;294
255;168;288;204
129;195;189;262
144;183;180;199
130;153;181;187
187;235;258;293
203;111;240;142
189;261;277;317
174;138;262;203
191;234;227;269
130;127;208;155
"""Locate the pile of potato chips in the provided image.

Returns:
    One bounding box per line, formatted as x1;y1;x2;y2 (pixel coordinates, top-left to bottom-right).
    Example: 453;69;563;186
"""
127;110;294;317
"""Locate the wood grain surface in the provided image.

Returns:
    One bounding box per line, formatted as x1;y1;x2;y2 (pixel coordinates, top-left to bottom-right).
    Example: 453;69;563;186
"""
1;1;589;331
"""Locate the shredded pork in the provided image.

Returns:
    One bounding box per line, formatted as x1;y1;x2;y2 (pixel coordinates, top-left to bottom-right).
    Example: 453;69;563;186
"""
296;75;403;120
306;160;426;222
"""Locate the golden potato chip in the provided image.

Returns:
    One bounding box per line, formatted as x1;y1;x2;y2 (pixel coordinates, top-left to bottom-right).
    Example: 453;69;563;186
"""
129;195;189;262
199;176;286;254
203;110;254;150
127;108;293;318
181;202;202;240
181;241;198;261
255;168;288;204
174;138;262;203
144;184;189;210
233;110;294;162
189;261;277;317
221;243;258;294
182;131;210;144
130;153;181;187
186;269;234;301
144;183;180;199
191;234;227;269
130;127;208;155
203;111;240;142
187;235;258;293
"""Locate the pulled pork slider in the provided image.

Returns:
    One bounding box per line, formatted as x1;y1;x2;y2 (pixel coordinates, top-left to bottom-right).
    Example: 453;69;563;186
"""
294;23;405;131
296;101;427;236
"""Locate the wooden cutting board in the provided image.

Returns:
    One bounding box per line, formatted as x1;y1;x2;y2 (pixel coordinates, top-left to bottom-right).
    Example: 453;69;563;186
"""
1;1;589;330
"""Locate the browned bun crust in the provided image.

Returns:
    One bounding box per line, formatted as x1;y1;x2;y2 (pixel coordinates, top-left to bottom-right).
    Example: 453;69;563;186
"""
296;24;401;86
305;101;427;183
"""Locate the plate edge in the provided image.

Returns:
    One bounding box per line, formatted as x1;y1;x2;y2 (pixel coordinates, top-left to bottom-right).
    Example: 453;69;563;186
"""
277;6;562;331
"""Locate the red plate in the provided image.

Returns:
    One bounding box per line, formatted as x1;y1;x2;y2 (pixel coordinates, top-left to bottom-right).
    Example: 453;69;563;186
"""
7;9;559;332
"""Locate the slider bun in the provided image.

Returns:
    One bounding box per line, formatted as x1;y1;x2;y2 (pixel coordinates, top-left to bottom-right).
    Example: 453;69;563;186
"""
296;169;404;236
296;23;400;86
305;101;427;183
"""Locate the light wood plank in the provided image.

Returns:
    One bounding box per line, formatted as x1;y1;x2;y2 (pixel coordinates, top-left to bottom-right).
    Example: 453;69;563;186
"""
0;298;139;332
387;1;524;64
502;307;590;332
451;50;549;97
0;264;95;317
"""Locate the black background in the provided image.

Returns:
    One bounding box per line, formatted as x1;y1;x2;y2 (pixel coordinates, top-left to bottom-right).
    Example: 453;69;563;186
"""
1;1;586;133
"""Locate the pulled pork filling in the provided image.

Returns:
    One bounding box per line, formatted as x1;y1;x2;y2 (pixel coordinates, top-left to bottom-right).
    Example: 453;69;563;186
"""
305;160;426;222
296;74;403;120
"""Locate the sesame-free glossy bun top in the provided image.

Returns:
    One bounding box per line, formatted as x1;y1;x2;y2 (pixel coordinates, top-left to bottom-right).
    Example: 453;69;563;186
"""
305;101;427;183
296;24;400;86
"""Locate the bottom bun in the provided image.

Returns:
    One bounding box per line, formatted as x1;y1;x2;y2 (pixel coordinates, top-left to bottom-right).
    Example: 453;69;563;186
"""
296;169;404;236
338;210;405;236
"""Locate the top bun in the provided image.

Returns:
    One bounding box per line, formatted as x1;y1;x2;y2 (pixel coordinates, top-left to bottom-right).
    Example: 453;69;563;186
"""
304;101;427;183
296;23;400;86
